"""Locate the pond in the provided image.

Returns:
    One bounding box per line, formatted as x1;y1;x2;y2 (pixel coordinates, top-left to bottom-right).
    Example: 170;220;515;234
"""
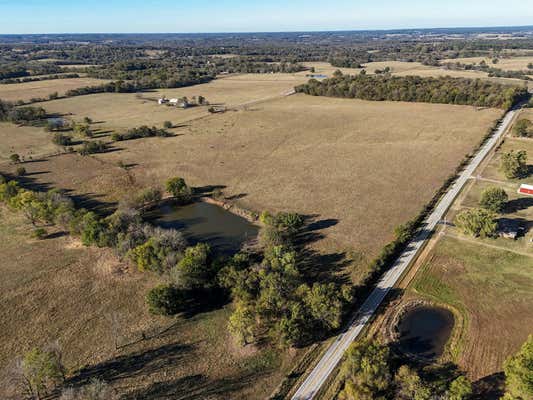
147;201;259;254
397;306;454;360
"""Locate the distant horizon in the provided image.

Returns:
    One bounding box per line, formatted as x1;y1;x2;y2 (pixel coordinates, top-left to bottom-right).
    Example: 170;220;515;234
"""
1;24;533;37
1;0;532;35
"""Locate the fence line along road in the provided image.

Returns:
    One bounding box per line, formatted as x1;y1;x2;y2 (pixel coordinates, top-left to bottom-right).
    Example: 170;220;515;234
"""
291;106;520;400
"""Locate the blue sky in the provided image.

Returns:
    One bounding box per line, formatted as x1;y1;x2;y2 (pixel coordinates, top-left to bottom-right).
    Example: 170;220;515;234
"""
1;0;532;34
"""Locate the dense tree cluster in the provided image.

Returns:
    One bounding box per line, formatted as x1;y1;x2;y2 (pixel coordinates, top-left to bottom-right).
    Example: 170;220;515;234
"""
0;99;46;123
295;73;528;109
338;340;473;400
220;212;352;347
111;125;172;141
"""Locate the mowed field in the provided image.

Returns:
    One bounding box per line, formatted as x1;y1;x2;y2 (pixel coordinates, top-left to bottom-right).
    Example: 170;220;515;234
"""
0;209;296;399
38;93;500;259
34;73;308;130
412;236;533;380
0;122;58;161
0;77;110;102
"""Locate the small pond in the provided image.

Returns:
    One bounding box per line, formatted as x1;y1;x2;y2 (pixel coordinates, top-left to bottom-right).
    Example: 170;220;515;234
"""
397;306;454;360
148;201;259;254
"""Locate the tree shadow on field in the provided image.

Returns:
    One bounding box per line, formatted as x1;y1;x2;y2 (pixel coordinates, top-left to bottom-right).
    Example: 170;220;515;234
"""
120;371;263;400
293;215;350;285
193;184;227;197
505;197;533;213
10;172;118;216
472;372;505;400
65;342;195;388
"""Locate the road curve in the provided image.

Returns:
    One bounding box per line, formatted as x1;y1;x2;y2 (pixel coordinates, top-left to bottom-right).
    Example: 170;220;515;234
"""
291;107;519;400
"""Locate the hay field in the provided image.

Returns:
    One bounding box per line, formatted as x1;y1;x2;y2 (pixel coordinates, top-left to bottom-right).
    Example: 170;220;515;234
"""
35;73;308;130
85;94;501;257
0;77;110;102
412;236;533;380
442;56;533;71
0;123;58;161
0;209;295;399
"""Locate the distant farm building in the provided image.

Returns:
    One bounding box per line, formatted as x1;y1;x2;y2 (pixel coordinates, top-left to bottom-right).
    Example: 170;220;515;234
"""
518;184;533;196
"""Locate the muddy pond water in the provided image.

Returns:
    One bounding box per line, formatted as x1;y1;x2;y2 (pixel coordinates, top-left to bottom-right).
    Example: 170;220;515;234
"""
148;201;259;254
397;306;454;360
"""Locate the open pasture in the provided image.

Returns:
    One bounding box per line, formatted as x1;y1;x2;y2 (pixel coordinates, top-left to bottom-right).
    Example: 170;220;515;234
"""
85;94;502;258
0;77;110;102
0;122;57;161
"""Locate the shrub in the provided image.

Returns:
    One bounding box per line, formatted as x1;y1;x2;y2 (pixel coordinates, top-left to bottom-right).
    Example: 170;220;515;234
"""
163;120;173;129
79;140;108;155
165;176;192;203
32;227;48;239
15;166;26;176
146;284;185;316
52;133;73;146
479;187;508;212
10;153;21;164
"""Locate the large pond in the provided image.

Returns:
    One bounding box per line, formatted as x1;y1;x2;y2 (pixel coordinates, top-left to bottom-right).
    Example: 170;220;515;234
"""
397;306;454;360
148;201;259;254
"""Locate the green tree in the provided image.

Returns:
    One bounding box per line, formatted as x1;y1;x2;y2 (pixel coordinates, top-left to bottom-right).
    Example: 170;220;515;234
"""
145;284;184;316
500;150;528;179
513;119;533;138
503;335;533;399
479;187;508;213
173;243;212;289
300;282;349;330
446;375;472;400
21;347;64;399
130;238;162;272
228;301;256;345
339;340;391;400
455;208;497;238
165;176;192;203
394;365;431;400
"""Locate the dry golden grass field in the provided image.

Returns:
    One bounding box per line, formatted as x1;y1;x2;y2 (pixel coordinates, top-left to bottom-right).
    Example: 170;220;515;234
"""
21;94;500;259
0;122;58;161
0;209;297;399
0;77;110;102
34;73;308;130
442;56;533;71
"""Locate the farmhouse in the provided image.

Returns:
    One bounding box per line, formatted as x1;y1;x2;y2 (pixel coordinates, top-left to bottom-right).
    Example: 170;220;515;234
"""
498;218;522;240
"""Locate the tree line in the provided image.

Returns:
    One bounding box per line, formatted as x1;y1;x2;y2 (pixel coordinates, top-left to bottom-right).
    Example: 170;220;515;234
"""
295;73;528;109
